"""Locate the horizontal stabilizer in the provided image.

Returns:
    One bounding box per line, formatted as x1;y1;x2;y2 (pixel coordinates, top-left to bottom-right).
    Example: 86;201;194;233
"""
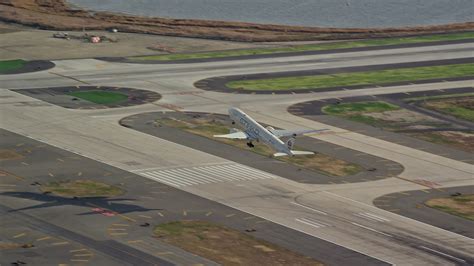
291;150;314;156
273;150;314;157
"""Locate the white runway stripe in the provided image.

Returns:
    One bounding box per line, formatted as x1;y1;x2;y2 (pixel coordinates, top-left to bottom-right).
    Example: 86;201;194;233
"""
354;212;390;222
137;163;276;187
296;217;331;229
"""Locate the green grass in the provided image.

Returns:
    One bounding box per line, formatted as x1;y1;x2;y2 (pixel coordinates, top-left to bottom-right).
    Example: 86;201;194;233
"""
0;59;26;73
323;101;400;127
67;90;128;104
129;32;474;61
420;96;474;122
323;101;400;115
404;92;474;102
227;63;474;91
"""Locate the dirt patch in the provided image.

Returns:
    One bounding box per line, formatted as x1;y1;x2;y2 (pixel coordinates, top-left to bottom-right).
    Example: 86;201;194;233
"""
364;109;441;124
0;242;27;250
0;149;24;160
426;194;474;220
154;220;323;266
1;0;473;42
410;131;474;152
421;96;474;122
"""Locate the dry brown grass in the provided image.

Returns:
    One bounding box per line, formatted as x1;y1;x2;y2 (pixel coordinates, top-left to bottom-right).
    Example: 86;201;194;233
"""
0;149;24;160
426;195;474;220
40;179;124;197
154;220;323;266
1;0;473;42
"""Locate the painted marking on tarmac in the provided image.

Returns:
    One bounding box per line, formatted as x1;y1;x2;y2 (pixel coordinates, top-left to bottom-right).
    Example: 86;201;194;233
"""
354;212;390;223
183;210;187;216
36;236;52;241
157;212;164;217
77;172;82;176
138;215;152;219
138;162;276;187
205;211;213;216
52;241;69;246
419;246;466;263
70;259;89;262
48;173;55;177
243;216;255;220
128;240;144;244
70;248;88;253
351;222;393;237
57;158;64;162
291;202;328;215
111;224;130;227
21;162;29;166
225;213;236;218
296;217;330;229
13;232;26;238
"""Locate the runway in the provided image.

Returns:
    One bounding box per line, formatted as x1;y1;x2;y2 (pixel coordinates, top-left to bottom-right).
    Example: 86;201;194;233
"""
1;40;473;265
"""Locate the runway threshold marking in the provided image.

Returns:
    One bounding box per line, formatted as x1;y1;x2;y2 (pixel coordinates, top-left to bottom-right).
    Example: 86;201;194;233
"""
291;202;328;215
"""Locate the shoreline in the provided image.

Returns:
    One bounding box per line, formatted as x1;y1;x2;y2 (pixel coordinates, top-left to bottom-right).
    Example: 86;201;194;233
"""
1;0;473;42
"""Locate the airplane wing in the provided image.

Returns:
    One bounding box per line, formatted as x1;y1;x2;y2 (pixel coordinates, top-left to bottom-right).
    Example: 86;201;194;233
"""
213;131;249;139
270;128;329;138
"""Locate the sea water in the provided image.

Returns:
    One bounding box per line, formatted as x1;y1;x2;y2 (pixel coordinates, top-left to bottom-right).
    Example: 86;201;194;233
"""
68;0;473;28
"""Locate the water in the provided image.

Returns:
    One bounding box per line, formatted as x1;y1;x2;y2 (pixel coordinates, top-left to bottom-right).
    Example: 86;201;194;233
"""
68;0;473;28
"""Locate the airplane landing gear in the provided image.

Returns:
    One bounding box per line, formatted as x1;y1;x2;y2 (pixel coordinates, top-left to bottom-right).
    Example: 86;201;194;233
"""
246;142;255;148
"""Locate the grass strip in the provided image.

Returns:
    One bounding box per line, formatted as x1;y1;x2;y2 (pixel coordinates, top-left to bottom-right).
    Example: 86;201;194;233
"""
404;92;474;102
67;90;128;104
129;32;474;61
41;180;124;197
425;194;474;221
154;221;322;266
421;96;474;122
0;59;26;73
158;117;362;177
227;63;474;91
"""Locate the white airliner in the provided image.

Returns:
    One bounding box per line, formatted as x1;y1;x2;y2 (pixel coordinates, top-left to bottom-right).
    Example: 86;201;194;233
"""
214;107;328;157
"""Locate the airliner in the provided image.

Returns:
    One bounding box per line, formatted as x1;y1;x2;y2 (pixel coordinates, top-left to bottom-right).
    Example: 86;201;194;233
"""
214;107;328;157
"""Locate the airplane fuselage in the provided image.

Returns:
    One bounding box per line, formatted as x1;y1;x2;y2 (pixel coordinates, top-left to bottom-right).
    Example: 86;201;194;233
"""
229;107;292;155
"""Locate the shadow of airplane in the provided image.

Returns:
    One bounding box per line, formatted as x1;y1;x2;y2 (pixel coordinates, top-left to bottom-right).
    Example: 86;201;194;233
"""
1;191;162;215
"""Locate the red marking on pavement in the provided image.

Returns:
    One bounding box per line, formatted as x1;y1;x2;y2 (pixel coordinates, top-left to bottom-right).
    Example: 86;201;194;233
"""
412;179;441;188
92;208;116;217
